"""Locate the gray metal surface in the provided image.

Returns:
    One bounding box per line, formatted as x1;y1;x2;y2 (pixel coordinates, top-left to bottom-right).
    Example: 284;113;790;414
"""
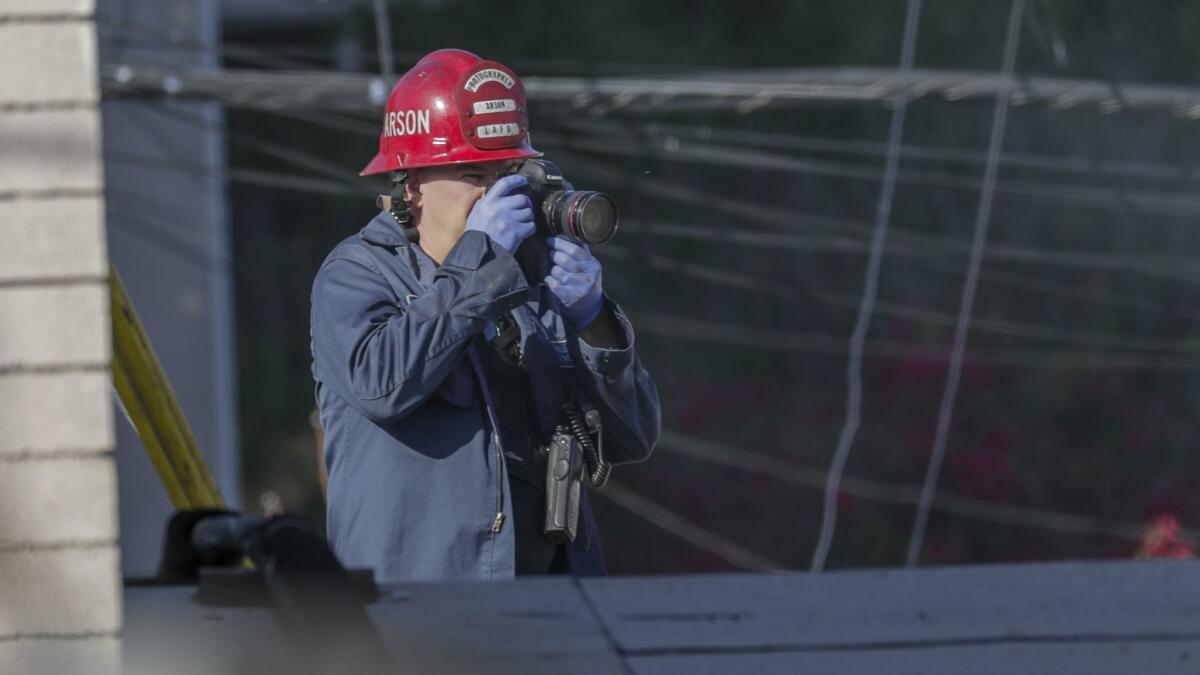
124;559;1200;674
581;560;1200;653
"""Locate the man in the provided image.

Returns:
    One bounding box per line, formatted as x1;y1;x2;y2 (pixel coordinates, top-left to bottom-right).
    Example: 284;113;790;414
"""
310;49;660;583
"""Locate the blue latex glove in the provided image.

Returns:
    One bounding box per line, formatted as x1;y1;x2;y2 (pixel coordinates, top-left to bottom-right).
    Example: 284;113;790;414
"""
545;236;604;329
464;174;535;253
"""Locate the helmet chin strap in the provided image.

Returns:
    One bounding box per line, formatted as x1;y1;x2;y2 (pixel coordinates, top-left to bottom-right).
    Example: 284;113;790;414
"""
376;171;420;244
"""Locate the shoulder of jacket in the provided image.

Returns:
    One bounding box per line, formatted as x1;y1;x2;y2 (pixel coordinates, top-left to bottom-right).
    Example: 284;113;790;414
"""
319;235;385;277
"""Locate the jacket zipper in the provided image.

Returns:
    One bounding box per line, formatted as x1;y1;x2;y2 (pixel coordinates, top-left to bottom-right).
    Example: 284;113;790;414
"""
404;250;508;536
471;345;507;535
489;311;527;534
492;428;506;533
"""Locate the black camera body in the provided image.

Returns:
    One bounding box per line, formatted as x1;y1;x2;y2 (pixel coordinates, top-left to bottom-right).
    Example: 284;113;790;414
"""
514;159;619;287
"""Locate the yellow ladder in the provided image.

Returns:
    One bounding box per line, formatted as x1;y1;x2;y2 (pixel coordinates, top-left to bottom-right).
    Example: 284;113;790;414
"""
110;267;225;509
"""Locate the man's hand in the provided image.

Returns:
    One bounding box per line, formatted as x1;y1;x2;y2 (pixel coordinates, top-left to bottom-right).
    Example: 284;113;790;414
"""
545;236;604;330
464;174;535;253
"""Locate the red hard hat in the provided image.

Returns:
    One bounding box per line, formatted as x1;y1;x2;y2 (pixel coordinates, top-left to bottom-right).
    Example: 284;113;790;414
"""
360;49;542;176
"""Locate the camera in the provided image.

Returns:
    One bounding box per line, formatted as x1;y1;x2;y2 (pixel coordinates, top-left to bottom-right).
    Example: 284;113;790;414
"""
516;159;618;246
512;159;618;288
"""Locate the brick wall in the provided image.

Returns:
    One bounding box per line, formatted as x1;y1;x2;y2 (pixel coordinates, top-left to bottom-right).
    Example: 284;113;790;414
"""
0;1;120;672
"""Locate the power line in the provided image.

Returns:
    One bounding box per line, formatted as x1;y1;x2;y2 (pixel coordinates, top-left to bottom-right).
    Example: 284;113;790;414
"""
600;239;1200;355
601;238;1200;360
106;149;368;198
614;215;1200;282
87;12;1200;129
814;291;1200;353
141;72;1199;304
106;206;232;274
122;59;1200;222
96;18;703;78
914;252;1191;320
113;99;1200;317
95;30;384;189
370;0;395;84
908;0;1027;568
557;117;1200;186
536;126;1200;219
142;89;1200;316
601;242;1200;354
95;14;322;72
608;215;1200;320
628;311;1200;371
547;152;1200;284
814;0;923;574
101;46;1200;289
132;102;376;191
595;481;787;572
601;244;791;299
656;430;1196;546
97;62;1200;118
108;90;1200;349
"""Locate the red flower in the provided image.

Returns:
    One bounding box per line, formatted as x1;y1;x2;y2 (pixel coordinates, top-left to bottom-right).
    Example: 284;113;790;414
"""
1135;514;1195;559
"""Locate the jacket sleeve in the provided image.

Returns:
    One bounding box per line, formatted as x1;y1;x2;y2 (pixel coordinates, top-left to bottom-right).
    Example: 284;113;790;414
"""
571;298;661;465
311;231;529;424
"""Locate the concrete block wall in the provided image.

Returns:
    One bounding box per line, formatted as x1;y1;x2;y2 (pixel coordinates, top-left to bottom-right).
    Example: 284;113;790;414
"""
0;1;121;673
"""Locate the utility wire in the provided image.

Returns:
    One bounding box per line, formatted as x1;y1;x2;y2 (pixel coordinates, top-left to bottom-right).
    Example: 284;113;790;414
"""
128;102;375;190
103;28;1200;220
601;244;789;298
89;16;1200;122
813;0;923;573
602;237;1200;354
628;311;1200;371
907;0;1027;567
107;182;1199;361
106;44;1200;289
557;117;1200;186
537;127;1200;219
371;0;396;84
113;98;1200;331
107;150;368;197
97;60;1200;118
601;245;1200;355
814;290;1200;353
106;117;1200;317
549;153;1200;284
617;218;1200;321
106;207;232;273
657;430;1197;546
106;194;1200;363
103;21;1200;337
96;19;698;77
96;12;1200;570
119;103;1200;337
596;481;787;572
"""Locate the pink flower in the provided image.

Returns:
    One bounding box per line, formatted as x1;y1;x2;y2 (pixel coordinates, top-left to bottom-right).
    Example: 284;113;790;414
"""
1135;514;1195;559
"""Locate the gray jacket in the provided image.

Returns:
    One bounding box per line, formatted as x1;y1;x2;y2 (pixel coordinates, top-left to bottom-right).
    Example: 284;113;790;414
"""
310;211;660;583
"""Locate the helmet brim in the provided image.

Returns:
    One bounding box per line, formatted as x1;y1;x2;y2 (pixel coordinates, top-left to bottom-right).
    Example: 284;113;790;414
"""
359;152;395;177
359;146;543;177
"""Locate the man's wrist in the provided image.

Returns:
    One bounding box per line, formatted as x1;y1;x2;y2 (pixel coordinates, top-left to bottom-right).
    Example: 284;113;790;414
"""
567;295;605;331
576;302;625;349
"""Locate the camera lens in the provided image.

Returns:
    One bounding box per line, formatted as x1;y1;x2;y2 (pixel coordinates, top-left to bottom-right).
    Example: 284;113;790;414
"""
543;190;619;245
575;193;618;245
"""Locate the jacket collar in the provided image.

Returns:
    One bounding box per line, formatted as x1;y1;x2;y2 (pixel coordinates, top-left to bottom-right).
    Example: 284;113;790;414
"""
359;209;441;288
358;210;412;247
